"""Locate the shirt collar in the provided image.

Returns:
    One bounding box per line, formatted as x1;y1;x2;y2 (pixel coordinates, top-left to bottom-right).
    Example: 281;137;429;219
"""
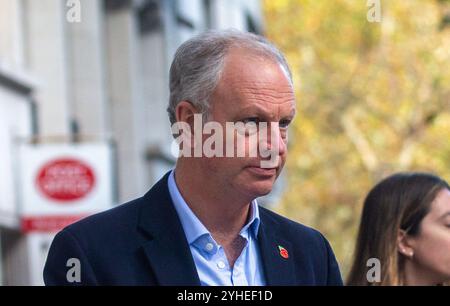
167;170;261;245
241;198;261;239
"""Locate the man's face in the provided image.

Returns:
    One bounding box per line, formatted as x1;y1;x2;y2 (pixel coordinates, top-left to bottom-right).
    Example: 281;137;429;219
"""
202;48;296;199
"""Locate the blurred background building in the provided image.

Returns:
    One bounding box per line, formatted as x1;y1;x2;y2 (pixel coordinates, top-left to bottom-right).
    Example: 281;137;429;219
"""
0;0;265;285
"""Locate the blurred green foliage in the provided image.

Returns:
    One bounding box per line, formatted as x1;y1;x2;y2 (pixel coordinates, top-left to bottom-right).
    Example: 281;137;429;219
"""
264;0;450;276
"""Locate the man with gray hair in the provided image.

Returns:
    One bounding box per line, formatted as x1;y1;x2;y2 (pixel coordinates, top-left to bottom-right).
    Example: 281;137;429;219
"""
44;30;343;286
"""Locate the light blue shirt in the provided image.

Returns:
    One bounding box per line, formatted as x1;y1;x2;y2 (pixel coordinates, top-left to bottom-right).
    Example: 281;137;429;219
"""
167;170;266;286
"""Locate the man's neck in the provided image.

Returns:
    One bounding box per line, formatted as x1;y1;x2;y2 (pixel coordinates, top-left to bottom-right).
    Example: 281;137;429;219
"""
173;162;253;242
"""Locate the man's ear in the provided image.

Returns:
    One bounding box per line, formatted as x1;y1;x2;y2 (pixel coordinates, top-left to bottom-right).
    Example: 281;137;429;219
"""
175;101;197;129
397;229;415;259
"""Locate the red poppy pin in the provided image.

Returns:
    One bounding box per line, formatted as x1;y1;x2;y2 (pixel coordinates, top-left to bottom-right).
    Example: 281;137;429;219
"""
278;245;289;259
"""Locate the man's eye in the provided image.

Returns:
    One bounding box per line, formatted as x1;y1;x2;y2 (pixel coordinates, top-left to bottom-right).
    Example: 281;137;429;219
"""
279;119;291;129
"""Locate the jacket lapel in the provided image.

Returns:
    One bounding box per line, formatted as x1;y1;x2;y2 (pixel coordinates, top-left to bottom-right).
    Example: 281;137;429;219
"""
137;172;201;286
258;212;297;285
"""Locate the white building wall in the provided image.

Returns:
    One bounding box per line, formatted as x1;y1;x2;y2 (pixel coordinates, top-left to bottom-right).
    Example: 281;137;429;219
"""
67;0;109;138
0;81;32;228
105;5;150;202
0;0;36;228
24;0;71;137
210;0;263;31
0;0;36;286
0;0;26;67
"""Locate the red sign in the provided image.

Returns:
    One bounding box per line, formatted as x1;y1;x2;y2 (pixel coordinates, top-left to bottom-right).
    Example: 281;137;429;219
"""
21;215;88;233
36;158;95;202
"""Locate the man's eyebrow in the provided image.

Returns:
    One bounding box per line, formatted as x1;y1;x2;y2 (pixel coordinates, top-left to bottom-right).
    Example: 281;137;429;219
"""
237;106;296;118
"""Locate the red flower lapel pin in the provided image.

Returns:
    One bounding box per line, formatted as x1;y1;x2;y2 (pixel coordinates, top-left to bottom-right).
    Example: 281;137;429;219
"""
278;245;289;259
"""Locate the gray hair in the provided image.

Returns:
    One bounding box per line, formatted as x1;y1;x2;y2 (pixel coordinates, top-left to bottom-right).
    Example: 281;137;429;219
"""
167;29;293;125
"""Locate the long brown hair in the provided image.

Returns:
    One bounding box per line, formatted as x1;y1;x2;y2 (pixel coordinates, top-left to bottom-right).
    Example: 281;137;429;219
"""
347;172;450;285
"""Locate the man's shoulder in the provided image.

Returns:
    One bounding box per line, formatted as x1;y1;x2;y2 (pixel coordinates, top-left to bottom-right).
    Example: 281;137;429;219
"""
62;172;171;239
62;196;145;240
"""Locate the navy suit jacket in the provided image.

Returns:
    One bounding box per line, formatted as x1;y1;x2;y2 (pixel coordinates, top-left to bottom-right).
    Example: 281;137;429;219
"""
44;172;343;285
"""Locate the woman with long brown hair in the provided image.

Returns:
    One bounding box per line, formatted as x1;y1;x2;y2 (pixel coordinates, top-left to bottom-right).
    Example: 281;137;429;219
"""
347;172;450;285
